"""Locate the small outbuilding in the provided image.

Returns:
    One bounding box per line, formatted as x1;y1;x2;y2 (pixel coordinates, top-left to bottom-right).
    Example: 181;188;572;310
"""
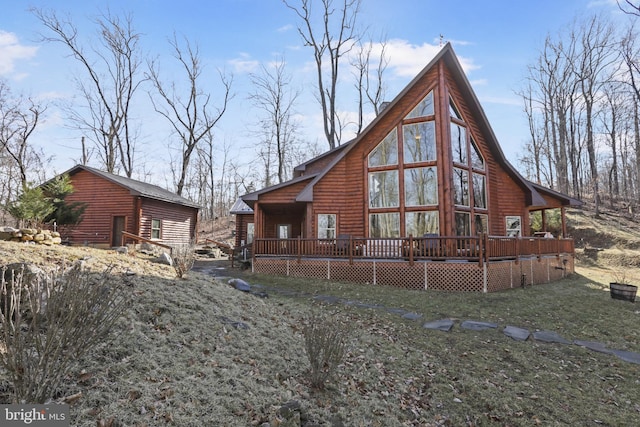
54;165;200;248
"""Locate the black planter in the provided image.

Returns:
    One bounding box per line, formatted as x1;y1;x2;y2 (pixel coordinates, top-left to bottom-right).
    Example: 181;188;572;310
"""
610;282;638;303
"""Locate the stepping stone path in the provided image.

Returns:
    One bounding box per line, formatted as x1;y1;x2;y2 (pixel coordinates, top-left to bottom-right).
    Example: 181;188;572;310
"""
503;325;530;341
532;330;572;345
218;276;640;365
423;319;455;332
461;320;498;331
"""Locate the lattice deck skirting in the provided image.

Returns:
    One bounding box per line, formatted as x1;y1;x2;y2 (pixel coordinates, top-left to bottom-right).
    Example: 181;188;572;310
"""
252;255;575;292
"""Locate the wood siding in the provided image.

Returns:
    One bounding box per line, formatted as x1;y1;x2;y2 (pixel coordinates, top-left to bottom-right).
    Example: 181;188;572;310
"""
66;170;136;246
65;169;197;247
139;198;198;245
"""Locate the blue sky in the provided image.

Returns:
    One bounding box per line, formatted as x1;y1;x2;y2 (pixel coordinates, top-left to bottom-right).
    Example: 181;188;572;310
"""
0;0;630;184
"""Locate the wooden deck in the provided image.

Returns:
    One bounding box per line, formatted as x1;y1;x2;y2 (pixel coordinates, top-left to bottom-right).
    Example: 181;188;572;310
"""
249;236;575;292
252;235;574;265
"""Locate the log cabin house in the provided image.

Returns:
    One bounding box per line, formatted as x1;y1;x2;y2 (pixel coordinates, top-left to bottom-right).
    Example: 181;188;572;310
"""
54;165;199;248
233;43;580;292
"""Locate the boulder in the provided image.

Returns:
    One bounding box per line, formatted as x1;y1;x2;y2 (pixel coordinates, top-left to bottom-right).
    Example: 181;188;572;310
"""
155;252;173;266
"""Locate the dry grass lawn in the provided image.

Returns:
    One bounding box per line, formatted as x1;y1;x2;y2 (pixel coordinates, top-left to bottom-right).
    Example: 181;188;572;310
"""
1;208;640;426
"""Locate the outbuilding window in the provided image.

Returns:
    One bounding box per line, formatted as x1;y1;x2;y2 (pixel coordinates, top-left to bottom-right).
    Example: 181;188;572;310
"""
151;219;161;239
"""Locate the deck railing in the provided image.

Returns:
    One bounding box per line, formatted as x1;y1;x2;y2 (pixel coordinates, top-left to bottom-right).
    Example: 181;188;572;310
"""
252;235;574;266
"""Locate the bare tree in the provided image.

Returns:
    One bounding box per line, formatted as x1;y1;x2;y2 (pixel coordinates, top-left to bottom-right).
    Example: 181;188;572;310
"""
284;0;362;150
33;8;143;177
352;35;389;134
147;35;232;196
573;16;618;215
617;0;640;16
620;25;640;205
0;81;46;190
249;57;300;184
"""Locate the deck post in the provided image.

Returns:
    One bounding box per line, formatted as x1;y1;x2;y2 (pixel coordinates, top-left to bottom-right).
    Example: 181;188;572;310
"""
348;235;353;265
408;235;414;266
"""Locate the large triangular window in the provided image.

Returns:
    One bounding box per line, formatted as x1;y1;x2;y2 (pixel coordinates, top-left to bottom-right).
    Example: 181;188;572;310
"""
368;129;398;167
406;91;434;119
470;137;485;170
449;97;462;120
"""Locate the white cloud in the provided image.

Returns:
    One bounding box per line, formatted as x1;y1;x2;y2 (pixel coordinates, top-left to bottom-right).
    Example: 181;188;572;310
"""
367;39;480;79
277;24;294;33
228;52;260;73
480;95;522;107
0;30;38;76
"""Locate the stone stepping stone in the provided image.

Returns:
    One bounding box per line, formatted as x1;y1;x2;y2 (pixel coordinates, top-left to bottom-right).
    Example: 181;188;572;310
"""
532;330;571;345
313;295;341;304
387;308;408;316
423;319;455;332
610;349;640;365
461;320;498;331
503;325;530;341
228;278;251;292
353;302;385;309
573;340;613;355
402;312;422;321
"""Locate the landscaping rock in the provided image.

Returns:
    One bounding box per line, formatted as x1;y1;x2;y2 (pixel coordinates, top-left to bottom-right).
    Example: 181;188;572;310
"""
573;340;613;355
503;325;530;341
402;312;422;321
461;320;498;331
228;278;251;292
610;349;640;365
423;319;455;332
218;316;249;330
532;330;571;344
154;252;172;266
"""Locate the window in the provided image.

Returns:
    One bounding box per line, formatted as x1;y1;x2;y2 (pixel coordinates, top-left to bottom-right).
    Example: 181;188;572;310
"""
403;121;436;163
406;211;439;237
151;219;161;239
451;123;467;165
277;224;291;239
506;216;521;237
368;129;398;167
472;173;487;209
369;213;400;238
449;97;462;120
404;167;438;206
369;170;399;208
474;214;488;235
406;91;434;119
453;167;469;206
246;223;255;244
317;214;337;239
470;138;485;170
455;212;471;236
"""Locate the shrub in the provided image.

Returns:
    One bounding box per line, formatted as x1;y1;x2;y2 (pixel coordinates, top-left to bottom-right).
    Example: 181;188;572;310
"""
302;311;351;389
172;241;196;278
0;264;128;403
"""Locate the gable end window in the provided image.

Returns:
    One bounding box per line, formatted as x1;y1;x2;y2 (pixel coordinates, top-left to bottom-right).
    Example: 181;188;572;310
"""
406;90;434;119
368;129;398;167
369;171;399;208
